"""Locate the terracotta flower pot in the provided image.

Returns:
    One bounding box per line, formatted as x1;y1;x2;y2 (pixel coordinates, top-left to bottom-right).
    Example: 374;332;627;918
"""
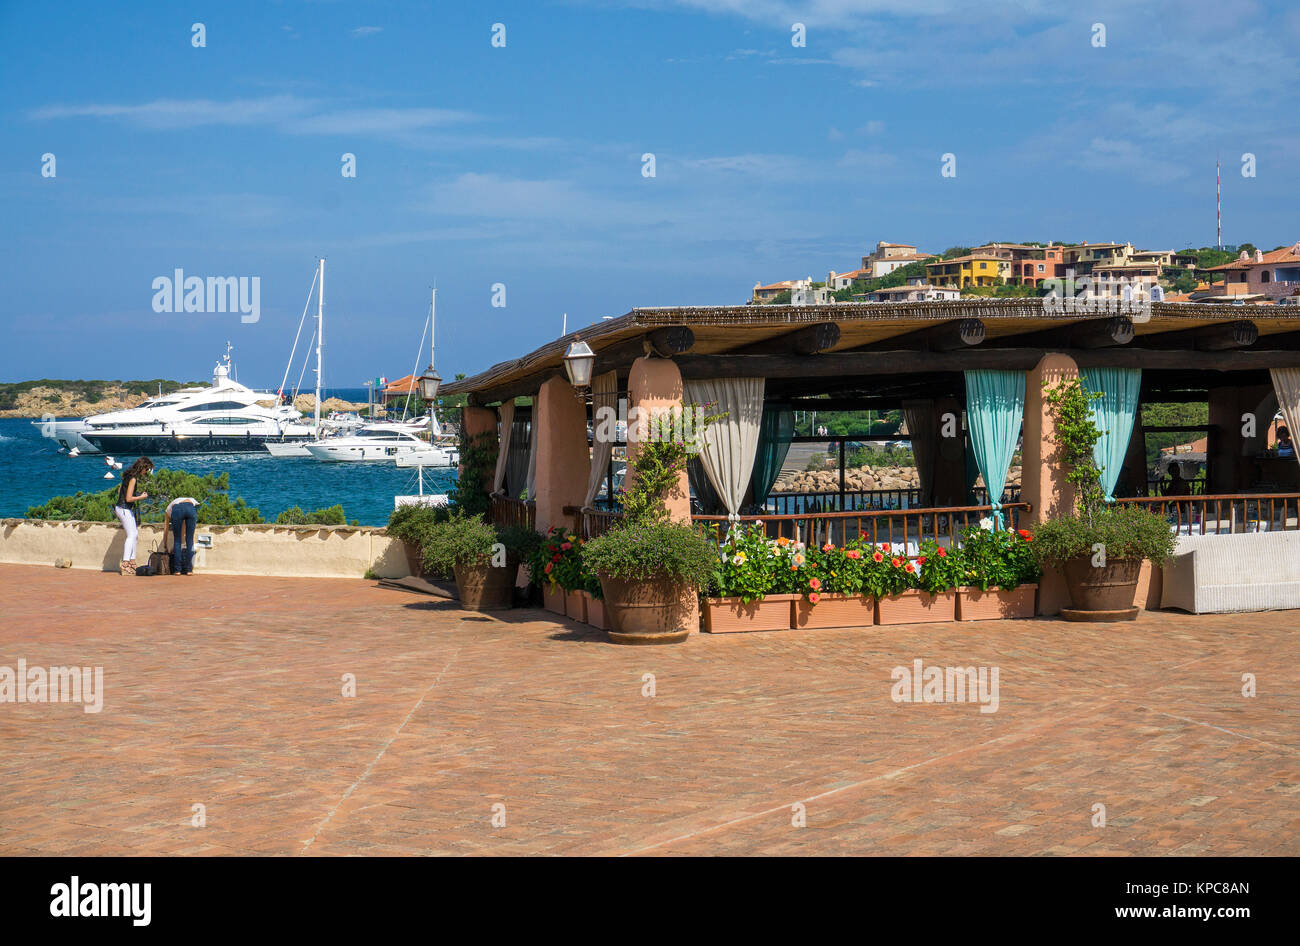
876;589;956;625
564;589;587;622
1063;557;1141;613
792;593;875;629
702;594;797;633
542;583;565;615
581;591;609;631
453;557;518;611
599;577;696;645
956;584;1037;621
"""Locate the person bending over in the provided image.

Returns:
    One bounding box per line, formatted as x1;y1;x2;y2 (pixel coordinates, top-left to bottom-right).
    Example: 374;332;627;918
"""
165;495;201;575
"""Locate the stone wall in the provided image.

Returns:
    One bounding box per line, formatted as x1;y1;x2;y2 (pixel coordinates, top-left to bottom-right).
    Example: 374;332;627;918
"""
774;464;1023;495
0;519;415;579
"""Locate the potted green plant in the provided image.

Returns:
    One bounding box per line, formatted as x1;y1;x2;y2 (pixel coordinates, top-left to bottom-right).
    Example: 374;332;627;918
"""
581;410;719;644
386;504;450;577
1033;378;1177;619
792;538;874;629
953;525;1040;620
580;569;608;631
422;511;536;611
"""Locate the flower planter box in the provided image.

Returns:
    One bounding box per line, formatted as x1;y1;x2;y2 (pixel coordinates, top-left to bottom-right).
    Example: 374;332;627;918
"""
565;589;587;622
792;593;875;630
956;584;1038;621
701;594;797;633
876;589;956;625
581;591;609;631
542;584;566;615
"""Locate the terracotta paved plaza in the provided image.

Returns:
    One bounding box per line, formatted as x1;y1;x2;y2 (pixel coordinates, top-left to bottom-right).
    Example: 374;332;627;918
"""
0;563;1295;856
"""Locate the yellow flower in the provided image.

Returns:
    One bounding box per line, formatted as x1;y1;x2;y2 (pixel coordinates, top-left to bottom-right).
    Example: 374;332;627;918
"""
733;551;748;565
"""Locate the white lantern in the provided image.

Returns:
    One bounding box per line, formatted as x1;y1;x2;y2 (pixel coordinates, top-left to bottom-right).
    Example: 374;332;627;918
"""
419;365;442;401
563;339;596;388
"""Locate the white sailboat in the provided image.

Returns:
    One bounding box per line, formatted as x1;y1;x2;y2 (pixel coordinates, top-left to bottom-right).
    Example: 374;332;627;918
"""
265;258;334;457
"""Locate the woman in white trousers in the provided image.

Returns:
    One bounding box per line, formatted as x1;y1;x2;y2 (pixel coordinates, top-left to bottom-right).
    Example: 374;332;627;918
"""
113;457;154;575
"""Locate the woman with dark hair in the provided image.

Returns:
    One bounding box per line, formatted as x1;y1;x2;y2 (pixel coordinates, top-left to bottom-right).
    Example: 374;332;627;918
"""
113;457;154;575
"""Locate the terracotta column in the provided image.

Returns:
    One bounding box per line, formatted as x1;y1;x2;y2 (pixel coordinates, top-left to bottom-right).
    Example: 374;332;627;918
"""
626;356;691;523
533;375;590;535
1021;353;1079;615
460;406;498;505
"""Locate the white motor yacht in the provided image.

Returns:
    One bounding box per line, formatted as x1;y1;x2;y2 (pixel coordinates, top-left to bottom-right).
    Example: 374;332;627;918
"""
304;426;454;463
45;356;312;455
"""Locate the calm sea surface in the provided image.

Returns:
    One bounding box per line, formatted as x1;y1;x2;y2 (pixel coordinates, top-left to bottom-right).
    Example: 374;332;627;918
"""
0;388;458;526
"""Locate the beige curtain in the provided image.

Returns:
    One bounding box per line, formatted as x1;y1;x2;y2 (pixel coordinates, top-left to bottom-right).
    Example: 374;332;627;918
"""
1270;368;1300;466
525;412;538;500
684;377;765;519
583;371;619;506
492;401;515;494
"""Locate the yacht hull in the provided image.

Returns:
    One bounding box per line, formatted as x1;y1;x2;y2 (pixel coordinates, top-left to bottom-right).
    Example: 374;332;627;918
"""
83;433;312;455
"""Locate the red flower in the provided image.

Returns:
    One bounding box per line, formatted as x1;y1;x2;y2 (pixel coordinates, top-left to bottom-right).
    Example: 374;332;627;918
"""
822;543;834;553
1018;529;1033;542
548;545;558;553
872;551;884;563
937;548;947;558
552;554;562;563
808;577;822;591
809;592;821;604
917;556;927;564
543;562;553;574
891;557;902;568
904;562;916;574
846;549;861;560
881;542;891;553
561;541;572;551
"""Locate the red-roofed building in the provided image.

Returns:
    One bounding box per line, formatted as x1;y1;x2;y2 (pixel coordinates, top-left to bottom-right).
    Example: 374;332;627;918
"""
1206;243;1300;302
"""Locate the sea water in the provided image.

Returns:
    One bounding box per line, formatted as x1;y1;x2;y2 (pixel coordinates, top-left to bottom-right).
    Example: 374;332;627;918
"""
0;416;458;527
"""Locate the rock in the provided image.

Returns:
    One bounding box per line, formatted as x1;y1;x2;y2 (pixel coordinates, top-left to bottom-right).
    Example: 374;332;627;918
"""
54;557;72;568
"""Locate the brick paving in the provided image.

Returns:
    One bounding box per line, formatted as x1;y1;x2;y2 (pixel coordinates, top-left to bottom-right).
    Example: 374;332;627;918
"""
0;563;1295;856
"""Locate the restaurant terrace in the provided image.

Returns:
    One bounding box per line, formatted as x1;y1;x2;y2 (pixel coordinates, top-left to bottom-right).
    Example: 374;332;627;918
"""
443;298;1300;615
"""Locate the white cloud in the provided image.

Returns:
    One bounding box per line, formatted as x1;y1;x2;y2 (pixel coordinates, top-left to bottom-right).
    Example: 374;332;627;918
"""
351;26;383;37
29;95;478;137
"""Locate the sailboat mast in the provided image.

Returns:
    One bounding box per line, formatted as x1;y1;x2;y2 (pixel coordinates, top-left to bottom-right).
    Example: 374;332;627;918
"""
315;258;325;432
431;287;436;370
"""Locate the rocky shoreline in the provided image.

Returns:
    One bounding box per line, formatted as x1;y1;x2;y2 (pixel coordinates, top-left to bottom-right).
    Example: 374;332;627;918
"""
773;464;1023;493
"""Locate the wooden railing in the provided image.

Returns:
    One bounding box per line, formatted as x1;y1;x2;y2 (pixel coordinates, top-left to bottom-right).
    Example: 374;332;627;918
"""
693;502;1032;552
560;505;625;540
1115;493;1300;535
490;493;536;531
761;486;1020;515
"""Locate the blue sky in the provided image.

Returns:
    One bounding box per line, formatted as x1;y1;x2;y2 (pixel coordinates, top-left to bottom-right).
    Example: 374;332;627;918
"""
2;0;1297;386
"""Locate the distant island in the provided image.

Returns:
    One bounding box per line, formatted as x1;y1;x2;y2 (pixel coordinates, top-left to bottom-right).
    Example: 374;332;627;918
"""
0;379;366;418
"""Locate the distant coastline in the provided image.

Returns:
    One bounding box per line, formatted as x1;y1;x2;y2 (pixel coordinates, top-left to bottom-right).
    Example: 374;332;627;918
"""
0;380;367;418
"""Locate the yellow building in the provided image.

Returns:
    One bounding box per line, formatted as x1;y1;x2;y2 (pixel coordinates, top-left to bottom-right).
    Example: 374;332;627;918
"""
924;254;1009;288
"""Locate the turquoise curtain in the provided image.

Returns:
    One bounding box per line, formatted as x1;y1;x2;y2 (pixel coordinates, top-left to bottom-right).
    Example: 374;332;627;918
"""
1082;367;1142;502
964;370;1026;525
749;403;795;509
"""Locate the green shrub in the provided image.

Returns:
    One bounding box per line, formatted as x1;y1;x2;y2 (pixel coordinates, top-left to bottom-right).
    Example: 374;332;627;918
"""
582;519;718;586
420;511;538;576
528;526;585;591
275;504;349;526
386;503;450;551
27;469;263;524
915;539;964;593
1031;505;1177;566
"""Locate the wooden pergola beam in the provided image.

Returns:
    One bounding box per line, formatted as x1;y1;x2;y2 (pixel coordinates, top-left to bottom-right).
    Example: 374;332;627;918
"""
729;322;841;355
594;326;695;370
994;316;1135;349
1133;320;1258;351
673;346;1300;381
848;318;985;352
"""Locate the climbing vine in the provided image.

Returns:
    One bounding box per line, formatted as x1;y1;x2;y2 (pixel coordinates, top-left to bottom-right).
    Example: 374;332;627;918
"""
448;430;497;520
1043;377;1105;523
